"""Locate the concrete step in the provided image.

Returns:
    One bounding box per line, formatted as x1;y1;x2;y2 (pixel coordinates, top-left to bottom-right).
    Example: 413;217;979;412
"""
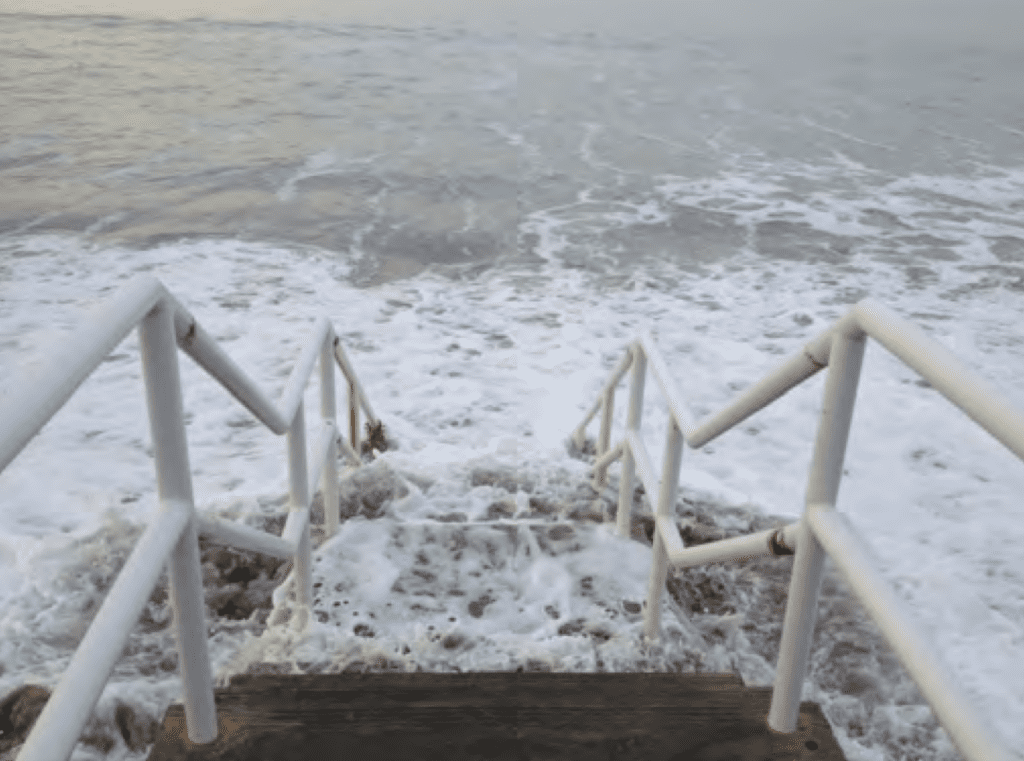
146;672;846;760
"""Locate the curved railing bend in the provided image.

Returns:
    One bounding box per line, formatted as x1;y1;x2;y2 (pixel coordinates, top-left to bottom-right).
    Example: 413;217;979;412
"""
572;299;1023;761
0;275;382;761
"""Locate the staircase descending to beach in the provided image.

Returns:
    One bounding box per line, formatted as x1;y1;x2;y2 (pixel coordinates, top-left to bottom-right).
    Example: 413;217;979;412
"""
4;276;1022;761
144;672;843;761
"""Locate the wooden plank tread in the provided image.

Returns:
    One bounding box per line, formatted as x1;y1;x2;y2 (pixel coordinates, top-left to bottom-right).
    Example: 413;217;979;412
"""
146;672;846;760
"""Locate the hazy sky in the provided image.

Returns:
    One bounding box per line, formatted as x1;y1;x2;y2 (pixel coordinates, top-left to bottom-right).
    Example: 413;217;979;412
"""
1;0;1021;45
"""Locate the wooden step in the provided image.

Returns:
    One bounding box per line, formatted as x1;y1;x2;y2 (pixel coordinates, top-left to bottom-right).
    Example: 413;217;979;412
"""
146;672;846;760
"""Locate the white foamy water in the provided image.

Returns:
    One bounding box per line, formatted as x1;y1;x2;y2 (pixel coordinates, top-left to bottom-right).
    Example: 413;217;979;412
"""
1;227;1023;760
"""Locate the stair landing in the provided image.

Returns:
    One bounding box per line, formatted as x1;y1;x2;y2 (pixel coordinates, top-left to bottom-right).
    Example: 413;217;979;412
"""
146;672;846;760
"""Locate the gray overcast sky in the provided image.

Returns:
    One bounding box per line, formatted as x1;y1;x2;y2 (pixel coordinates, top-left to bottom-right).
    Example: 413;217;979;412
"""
1;0;1021;44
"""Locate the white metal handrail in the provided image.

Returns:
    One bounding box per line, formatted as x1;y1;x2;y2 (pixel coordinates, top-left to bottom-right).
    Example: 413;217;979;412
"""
0;275;383;761
571;299;1023;761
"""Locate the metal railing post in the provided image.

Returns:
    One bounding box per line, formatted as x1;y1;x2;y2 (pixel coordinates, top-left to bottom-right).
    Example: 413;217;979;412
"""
139;300;217;744
616;345;647;537
348;377;360;455
0;279;398;760
287;400;314;627
643;417;685;641
594;389;616;487
565;312;1022;758
768;329;866;733
321;337;339;538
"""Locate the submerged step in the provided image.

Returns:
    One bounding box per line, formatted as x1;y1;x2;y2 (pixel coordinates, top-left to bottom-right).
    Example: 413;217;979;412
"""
146;672;845;760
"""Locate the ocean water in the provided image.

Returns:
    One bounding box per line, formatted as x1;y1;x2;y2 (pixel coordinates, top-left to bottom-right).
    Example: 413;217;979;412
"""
0;2;1023;759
